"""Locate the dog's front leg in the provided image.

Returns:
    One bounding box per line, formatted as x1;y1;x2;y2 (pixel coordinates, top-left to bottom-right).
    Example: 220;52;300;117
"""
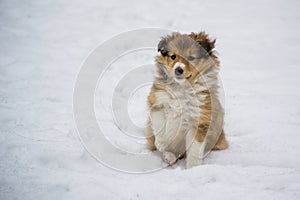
150;109;168;152
185;129;205;169
150;109;179;166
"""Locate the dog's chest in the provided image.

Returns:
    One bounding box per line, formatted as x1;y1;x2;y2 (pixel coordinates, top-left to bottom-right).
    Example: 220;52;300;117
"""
156;84;203;127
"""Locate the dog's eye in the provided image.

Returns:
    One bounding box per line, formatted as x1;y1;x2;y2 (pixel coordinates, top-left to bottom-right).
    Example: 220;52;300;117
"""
187;56;195;61
171;55;176;60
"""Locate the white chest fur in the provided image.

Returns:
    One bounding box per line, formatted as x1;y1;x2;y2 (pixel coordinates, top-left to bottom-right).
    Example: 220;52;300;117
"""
151;82;205;155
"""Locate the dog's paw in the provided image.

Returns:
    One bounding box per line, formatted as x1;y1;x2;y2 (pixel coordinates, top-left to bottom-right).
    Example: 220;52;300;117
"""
162;151;177;165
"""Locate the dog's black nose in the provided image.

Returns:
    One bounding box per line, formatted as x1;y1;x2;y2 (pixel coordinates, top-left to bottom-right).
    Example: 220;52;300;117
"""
175;67;184;75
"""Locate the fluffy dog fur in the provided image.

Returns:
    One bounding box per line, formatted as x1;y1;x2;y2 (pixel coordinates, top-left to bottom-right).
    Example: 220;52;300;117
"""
144;32;228;169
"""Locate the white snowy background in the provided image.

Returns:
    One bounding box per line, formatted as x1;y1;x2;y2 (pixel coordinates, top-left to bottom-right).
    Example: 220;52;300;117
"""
1;0;300;199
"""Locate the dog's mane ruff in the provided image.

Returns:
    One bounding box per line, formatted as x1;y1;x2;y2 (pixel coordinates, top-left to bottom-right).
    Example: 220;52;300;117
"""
154;62;171;83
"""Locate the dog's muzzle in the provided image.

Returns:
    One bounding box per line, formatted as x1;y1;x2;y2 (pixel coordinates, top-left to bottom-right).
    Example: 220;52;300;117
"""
173;62;186;83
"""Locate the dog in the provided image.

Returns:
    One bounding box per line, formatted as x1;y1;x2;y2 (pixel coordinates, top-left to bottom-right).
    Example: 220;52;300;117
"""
144;32;228;169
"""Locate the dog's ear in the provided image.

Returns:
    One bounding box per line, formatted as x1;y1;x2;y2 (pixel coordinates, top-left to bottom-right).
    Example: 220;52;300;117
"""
157;37;168;56
188;32;216;55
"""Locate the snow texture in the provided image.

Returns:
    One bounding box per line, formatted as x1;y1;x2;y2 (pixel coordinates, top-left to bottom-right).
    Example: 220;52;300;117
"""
1;0;300;199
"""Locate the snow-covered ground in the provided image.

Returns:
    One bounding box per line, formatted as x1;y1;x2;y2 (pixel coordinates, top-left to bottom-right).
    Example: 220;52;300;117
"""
1;0;300;199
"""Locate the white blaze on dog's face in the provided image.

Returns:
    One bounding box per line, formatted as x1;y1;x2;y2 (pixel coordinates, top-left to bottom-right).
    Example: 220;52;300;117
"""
155;32;213;84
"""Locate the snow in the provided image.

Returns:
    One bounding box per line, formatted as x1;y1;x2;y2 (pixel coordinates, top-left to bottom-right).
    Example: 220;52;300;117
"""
1;0;300;199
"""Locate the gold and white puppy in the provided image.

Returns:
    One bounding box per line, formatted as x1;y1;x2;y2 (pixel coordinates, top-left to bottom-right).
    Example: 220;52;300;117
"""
145;32;228;169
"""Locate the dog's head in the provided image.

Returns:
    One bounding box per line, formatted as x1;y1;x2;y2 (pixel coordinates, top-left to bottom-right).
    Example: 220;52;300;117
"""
155;32;217;84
